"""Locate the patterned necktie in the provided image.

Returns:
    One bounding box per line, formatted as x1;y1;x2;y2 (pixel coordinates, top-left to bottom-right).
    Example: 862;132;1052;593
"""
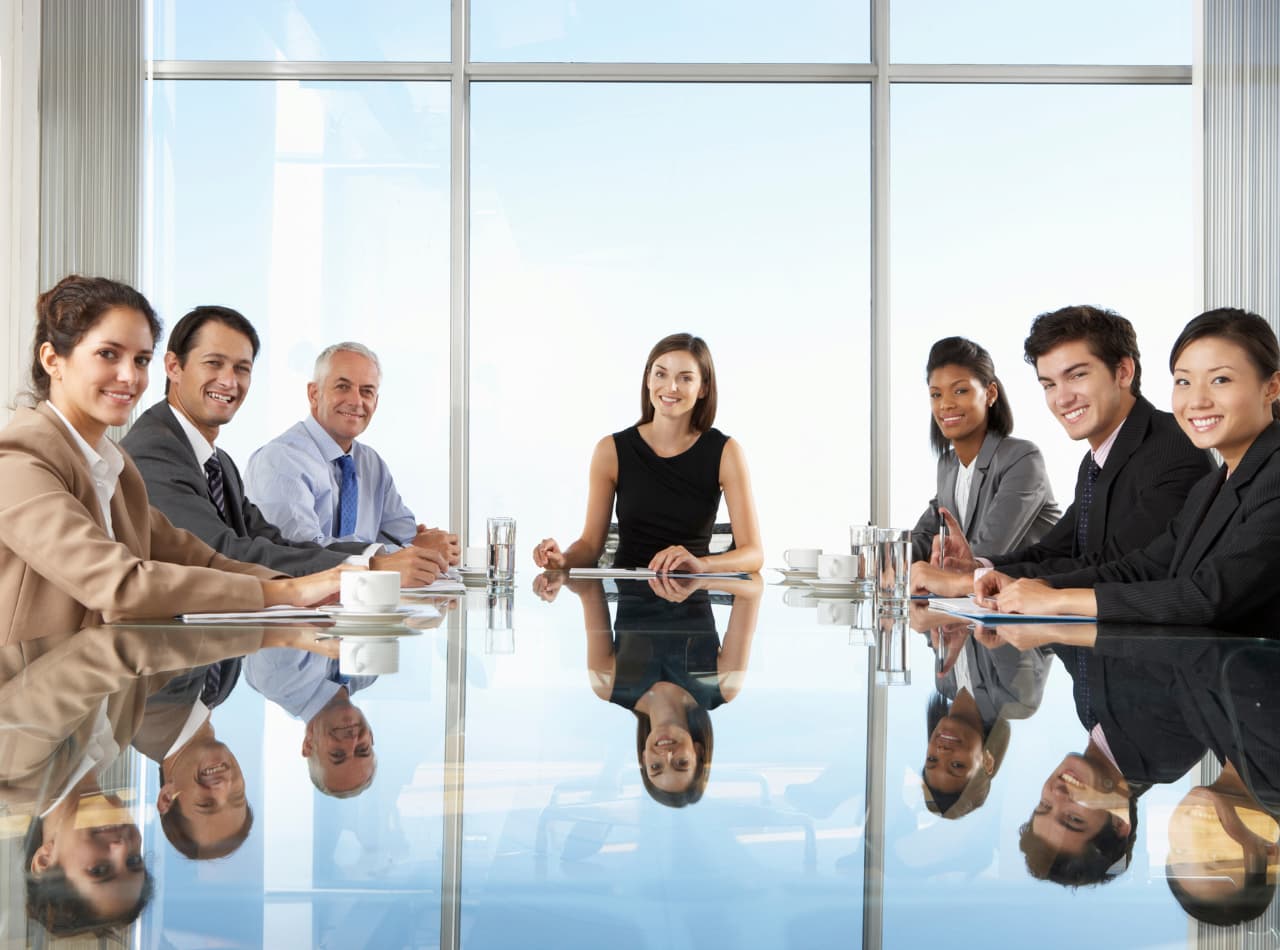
204;455;228;521
1076;459;1102;552
1073;648;1098;731
337;454;358;537
200;662;224;707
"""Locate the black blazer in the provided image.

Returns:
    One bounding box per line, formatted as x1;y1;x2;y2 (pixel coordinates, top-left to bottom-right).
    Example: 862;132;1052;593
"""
992;396;1213;576
121;402;365;577
1055;642;1205;787
1045;421;1280;629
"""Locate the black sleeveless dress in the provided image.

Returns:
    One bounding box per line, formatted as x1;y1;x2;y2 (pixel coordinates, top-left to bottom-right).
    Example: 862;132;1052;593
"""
607;581;725;712
611;425;728;570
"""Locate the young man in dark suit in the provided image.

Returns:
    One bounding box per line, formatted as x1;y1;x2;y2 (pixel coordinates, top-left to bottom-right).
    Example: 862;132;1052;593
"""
121;306;445;584
915;305;1213;595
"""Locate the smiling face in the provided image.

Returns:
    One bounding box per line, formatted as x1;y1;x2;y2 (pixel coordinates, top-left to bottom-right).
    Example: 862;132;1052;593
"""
646;350;706;424
303;696;375;794
1030;753;1131;857
42;307;155;444
31;794;145;921
642;724;703;794
1172;336;1280;472
923;715;989;796
1035;340;1137;450
165;319;255;443
928;364;995;449
157;732;248;851
309;350;380;452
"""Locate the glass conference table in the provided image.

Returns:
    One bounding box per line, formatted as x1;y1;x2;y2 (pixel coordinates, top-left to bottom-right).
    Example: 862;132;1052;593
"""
2;572;1278;948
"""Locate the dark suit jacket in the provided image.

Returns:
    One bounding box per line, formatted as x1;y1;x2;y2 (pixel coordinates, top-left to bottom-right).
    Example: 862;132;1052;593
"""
1055;642;1205;787
122;402;366;577
991;396;1213;577
1045;421;1280;628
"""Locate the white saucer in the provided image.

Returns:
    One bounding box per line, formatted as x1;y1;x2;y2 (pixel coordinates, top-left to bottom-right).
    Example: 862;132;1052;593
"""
324;606;414;625
776;567;818;580
317;626;424;640
802;578;867;595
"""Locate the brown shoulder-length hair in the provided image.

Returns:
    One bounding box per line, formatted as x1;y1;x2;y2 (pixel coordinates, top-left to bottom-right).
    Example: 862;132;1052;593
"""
27;275;161;403
637;333;718;432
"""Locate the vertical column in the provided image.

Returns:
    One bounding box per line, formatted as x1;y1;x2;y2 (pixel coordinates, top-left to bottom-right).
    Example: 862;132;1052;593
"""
1202;0;1280;323
0;0;41;421
449;0;472;546
40;0;142;286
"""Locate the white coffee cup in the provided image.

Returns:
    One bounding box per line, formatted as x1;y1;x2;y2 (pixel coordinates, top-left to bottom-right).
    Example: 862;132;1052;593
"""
783;547;821;571
340;570;401;612
339;637;400;676
817;598;875;627
783;587;817;607
465;545;486;571
817;553;859;581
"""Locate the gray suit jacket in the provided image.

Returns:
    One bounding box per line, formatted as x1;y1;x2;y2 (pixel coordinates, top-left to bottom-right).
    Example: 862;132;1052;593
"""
911;432;1061;562
122;401;367;577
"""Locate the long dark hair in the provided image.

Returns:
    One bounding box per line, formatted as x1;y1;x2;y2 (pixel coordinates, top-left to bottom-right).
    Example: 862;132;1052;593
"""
28;275;161;403
634;705;714;808
925;337;1014;457
637;333;718;433
1170;308;1280;421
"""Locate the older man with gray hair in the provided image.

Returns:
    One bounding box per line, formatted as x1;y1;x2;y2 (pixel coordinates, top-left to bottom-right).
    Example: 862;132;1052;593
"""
246;342;458;562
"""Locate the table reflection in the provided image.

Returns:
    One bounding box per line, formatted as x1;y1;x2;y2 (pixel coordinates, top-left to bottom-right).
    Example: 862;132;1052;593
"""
3;589;1280;945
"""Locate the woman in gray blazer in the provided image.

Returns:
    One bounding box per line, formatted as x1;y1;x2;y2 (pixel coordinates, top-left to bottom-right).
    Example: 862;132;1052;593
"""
911;337;1060;563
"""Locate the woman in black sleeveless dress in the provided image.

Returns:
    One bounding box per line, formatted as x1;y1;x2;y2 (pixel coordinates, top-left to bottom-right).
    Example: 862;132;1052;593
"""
532;333;763;574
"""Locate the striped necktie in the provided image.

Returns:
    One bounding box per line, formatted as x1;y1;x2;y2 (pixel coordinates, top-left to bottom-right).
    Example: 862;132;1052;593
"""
204;455;228;522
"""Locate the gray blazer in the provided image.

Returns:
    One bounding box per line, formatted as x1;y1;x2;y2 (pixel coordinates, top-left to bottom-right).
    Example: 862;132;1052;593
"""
911;432;1061;563
122;401;367;577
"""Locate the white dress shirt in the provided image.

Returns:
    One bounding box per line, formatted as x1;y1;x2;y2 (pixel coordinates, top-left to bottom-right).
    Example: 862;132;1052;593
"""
46;402;126;539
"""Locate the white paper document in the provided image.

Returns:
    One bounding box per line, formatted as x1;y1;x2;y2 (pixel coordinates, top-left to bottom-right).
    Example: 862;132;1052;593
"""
928;596;1095;623
568;568;750;579
178;605;331;623
402;579;467;594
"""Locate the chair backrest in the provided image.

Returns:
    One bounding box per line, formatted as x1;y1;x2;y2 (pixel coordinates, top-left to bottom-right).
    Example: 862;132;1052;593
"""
598;523;734;567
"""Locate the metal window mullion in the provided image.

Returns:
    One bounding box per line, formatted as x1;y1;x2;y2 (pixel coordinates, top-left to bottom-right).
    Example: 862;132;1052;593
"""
440;5;470;950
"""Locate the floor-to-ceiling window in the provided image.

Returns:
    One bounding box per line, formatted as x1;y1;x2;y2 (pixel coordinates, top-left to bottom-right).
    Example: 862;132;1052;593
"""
145;0;1193;558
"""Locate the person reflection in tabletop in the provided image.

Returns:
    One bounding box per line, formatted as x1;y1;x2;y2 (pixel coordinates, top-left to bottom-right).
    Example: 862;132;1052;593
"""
0;623;333;937
976;621;1207;886
919;612;1052;820
536;572;761;807
244;645;379;798
1168;761;1279;927
130;658;250;860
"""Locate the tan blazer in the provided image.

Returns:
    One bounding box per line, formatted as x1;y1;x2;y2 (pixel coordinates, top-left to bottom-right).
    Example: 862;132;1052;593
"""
0;403;277;647
0;624;273;815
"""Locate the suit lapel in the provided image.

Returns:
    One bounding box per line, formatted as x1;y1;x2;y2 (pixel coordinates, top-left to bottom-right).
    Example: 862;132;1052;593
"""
1087;397;1153;553
216;449;247;533
964;432;1001;530
1174;424;1280;573
938;456;960;519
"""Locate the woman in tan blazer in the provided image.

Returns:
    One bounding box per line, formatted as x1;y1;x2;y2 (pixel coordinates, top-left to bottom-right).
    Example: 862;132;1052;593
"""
0;275;340;651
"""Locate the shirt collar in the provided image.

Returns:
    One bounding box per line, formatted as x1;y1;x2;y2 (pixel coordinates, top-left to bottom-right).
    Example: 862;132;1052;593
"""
164;700;212;760
45;401;125;483
1091;415;1127;469
170;403;216;467
302;413;353;463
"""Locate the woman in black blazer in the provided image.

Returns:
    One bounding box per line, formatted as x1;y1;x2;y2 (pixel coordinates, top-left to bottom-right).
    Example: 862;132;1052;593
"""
979;308;1280;630
911;337;1060;563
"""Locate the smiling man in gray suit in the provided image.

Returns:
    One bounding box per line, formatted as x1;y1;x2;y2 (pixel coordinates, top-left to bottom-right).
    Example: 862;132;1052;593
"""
121;305;445;584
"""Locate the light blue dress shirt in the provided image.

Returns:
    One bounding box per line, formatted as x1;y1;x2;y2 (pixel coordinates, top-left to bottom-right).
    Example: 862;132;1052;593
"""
243;649;376;723
245;415;418;547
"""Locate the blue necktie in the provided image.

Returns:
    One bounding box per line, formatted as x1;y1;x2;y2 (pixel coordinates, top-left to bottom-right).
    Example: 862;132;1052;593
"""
1076;459;1101;553
337;454;358;537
